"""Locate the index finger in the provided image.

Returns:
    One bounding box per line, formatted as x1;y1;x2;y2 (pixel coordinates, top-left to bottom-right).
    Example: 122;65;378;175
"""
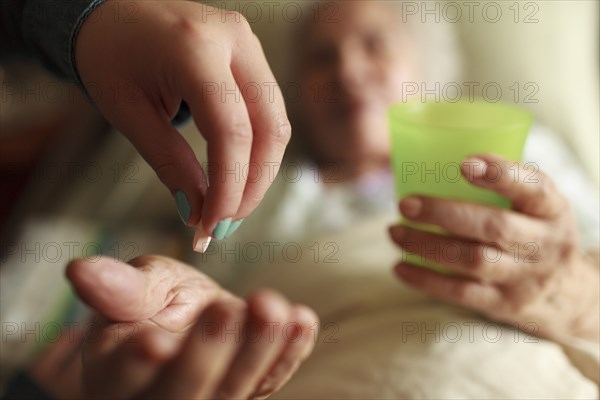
179;50;253;239
229;33;291;220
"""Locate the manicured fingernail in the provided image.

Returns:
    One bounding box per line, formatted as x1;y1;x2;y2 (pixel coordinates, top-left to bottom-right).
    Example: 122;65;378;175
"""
462;157;487;180
193;229;212;253
400;196;422;218
174;191;191;225
224;219;244;238
212;218;232;240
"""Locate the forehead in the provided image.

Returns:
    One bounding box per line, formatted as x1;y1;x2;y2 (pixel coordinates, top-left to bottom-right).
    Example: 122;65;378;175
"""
306;1;398;40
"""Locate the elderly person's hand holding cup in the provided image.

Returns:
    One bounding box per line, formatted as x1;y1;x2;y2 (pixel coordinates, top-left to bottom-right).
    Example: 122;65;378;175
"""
388;101;599;343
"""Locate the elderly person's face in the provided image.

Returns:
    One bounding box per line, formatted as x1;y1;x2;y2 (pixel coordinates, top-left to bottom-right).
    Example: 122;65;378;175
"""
297;1;419;178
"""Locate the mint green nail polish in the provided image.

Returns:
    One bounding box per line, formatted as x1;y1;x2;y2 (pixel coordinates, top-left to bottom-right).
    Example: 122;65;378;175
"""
224;218;244;238
174;191;191;224
212;218;232;240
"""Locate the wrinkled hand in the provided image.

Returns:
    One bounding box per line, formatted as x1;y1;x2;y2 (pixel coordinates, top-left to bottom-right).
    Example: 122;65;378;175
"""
389;154;599;342
76;1;290;235
32;255;318;399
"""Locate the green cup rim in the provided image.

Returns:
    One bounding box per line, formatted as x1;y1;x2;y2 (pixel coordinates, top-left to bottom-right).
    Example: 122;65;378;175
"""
389;100;533;134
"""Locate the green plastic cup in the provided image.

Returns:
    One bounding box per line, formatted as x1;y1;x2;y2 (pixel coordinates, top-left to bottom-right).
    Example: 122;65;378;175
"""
389;100;532;271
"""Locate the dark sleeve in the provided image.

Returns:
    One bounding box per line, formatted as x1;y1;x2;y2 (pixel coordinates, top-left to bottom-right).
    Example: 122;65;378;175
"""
1;0;107;85
0;1;29;57
1;371;54;400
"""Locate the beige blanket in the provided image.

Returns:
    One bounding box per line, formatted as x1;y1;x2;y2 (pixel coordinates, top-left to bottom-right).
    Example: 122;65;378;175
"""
232;214;599;399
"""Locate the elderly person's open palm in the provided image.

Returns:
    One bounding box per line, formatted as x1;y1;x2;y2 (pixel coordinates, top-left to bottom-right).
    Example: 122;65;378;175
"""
30;256;318;399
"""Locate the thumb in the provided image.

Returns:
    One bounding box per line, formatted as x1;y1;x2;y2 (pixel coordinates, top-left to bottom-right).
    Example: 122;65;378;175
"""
95;94;208;229
65;255;221;328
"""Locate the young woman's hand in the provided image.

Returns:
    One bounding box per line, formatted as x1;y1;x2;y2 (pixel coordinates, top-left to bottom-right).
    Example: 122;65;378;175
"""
76;1;291;238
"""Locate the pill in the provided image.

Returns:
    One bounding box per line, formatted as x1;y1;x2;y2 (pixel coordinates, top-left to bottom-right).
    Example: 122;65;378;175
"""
193;228;212;253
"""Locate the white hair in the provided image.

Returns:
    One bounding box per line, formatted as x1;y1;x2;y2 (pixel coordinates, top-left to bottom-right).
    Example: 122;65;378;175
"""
251;0;464;87
392;1;464;84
